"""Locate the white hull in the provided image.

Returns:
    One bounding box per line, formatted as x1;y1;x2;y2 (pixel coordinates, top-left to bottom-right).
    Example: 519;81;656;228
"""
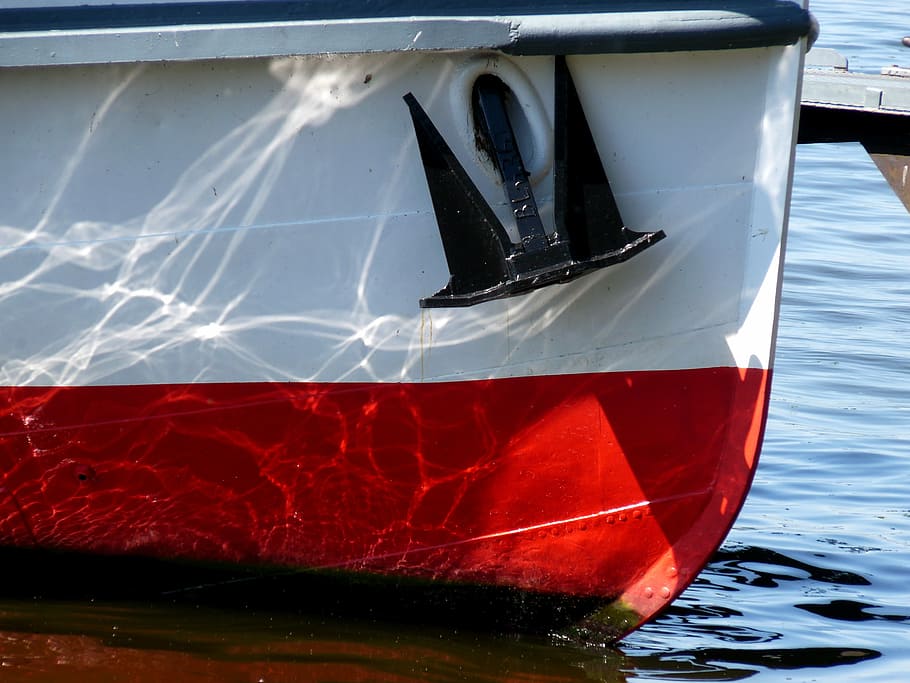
1;47;802;386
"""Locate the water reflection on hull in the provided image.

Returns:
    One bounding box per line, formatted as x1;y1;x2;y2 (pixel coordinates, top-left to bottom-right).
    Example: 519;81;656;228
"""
0;367;769;640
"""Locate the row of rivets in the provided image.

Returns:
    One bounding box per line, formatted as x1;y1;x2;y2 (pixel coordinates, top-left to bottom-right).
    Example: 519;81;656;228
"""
527;505;652;540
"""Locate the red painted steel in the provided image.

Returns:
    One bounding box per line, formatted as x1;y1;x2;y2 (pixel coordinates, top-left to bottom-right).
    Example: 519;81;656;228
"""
0;366;769;630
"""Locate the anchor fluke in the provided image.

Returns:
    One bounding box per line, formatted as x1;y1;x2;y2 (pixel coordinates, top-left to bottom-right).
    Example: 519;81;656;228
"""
406;56;664;308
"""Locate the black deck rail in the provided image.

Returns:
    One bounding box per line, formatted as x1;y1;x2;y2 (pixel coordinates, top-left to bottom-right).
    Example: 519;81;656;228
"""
0;1;811;67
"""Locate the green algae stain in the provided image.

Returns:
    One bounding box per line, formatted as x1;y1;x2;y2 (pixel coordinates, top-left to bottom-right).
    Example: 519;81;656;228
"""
569;599;643;645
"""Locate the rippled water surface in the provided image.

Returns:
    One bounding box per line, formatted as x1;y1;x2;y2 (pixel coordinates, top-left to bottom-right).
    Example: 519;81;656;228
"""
2;1;909;681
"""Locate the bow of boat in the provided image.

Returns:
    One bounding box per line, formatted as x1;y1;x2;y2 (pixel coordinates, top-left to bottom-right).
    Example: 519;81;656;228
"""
0;0;812;641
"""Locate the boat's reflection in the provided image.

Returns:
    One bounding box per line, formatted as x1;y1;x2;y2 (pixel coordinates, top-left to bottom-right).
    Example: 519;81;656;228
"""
0;545;883;682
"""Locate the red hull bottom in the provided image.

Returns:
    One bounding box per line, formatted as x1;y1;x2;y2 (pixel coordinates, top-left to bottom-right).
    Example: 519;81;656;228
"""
0;367;769;638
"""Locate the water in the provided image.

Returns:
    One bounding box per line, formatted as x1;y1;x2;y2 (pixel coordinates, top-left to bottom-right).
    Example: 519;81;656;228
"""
2;2;909;681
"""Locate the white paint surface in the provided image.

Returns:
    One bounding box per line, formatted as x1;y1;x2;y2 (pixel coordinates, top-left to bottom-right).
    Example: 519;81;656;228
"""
0;46;804;386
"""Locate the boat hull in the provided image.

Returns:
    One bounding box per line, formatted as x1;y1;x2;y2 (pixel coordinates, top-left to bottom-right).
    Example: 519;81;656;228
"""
1;366;769;637
0;5;807;638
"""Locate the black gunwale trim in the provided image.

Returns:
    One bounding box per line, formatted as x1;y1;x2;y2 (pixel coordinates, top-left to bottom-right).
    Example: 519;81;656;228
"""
0;1;813;55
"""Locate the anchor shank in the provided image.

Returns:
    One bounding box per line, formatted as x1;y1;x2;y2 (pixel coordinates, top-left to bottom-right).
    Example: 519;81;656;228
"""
473;76;550;254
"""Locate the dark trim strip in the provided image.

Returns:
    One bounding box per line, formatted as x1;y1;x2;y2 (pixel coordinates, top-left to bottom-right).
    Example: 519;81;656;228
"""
506;3;813;55
0;1;812;67
0;2;810;36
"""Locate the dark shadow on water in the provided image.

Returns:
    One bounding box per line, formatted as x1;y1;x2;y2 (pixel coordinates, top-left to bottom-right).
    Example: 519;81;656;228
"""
707;544;871;589
0;545;885;682
796;599;909;623
623;647;880;682
0;546;621;682
0;547;606;636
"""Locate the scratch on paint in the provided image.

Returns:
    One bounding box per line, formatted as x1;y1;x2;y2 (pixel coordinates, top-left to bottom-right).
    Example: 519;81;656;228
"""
3;488;38;546
0;417;39;545
507;21;521;46
419;309;434;380
506;307;511;358
311;492;710;572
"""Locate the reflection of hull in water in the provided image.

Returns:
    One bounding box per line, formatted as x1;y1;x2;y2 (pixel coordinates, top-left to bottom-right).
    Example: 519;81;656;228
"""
0;547;883;682
0;2;810;640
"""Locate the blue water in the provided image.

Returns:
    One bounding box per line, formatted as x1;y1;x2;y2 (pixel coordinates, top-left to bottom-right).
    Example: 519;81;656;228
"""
623;93;910;680
619;3;910;679
1;3;908;681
